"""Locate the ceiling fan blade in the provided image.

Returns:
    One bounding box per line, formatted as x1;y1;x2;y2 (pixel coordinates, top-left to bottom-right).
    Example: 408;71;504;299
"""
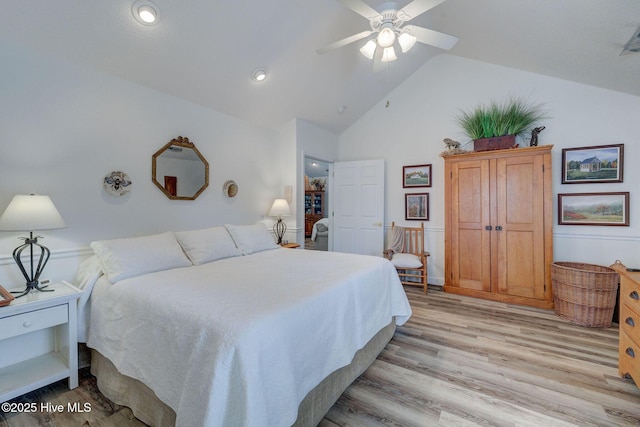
399;0;447;20
405;25;458;50
316;30;374;54
337;0;381;20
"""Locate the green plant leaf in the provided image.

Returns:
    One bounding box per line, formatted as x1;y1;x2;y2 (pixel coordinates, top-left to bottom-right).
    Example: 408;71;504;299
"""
456;97;546;140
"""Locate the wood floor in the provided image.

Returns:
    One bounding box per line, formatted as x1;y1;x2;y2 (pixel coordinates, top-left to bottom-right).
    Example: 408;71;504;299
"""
2;286;640;426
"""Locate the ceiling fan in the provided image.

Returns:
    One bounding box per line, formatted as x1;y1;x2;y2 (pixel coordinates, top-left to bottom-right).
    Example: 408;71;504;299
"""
317;0;458;66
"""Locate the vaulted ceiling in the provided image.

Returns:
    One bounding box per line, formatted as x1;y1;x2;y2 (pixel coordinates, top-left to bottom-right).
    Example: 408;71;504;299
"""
2;0;639;134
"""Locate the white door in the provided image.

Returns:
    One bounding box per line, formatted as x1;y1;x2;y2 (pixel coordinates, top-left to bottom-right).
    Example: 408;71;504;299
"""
331;159;385;256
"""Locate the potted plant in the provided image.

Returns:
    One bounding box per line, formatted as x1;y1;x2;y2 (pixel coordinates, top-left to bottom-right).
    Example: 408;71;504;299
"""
456;97;546;151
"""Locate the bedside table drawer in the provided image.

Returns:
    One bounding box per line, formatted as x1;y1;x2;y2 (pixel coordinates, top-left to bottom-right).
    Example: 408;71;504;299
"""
0;304;68;341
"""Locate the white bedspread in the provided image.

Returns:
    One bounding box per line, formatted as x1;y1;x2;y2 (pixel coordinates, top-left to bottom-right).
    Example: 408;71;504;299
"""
86;248;410;427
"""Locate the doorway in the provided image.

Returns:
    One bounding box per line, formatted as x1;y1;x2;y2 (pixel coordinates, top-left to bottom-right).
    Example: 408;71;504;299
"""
304;156;330;251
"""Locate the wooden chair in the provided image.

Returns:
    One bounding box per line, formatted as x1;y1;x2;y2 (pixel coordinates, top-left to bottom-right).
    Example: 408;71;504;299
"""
384;222;429;293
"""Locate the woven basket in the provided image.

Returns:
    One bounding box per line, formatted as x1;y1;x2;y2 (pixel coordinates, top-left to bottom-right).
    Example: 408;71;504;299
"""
552;262;619;327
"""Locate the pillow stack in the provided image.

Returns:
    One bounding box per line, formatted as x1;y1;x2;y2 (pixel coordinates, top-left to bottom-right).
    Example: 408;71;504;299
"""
90;223;281;283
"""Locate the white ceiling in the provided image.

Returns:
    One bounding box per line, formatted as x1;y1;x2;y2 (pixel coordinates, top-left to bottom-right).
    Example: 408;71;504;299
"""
305;157;331;178
2;0;639;134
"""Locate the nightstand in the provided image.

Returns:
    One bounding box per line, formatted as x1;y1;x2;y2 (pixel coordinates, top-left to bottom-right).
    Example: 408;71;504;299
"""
281;243;300;249
0;281;82;403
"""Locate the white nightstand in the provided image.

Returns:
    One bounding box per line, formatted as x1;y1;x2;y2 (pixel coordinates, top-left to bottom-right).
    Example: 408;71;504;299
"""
0;281;82;403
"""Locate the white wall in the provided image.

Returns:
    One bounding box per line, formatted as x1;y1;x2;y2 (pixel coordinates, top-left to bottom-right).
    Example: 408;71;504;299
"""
276;119;299;243
339;54;640;285
0;43;282;285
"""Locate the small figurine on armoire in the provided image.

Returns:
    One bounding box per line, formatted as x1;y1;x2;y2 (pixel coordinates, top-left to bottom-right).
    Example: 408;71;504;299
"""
530;126;545;146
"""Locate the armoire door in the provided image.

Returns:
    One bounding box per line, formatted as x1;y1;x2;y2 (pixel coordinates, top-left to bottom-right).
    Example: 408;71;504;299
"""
495;154;547;299
449;159;491;292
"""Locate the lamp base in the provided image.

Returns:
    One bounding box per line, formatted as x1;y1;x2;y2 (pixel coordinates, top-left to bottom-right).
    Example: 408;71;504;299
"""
11;233;55;298
273;218;287;245
11;282;53;298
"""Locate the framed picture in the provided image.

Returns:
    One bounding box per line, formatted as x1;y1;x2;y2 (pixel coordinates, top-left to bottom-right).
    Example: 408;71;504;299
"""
405;193;429;221
561;144;624;184
558;192;629;226
403;164;432;188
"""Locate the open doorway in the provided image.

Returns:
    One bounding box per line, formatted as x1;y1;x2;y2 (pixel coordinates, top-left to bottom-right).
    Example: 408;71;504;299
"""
303;156;330;251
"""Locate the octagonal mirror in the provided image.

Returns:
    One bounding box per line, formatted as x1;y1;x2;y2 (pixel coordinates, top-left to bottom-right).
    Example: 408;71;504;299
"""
152;136;209;200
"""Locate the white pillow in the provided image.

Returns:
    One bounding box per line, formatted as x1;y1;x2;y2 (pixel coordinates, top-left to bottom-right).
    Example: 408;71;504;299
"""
391;253;423;269
225;223;279;255
90;232;192;283
175;226;242;265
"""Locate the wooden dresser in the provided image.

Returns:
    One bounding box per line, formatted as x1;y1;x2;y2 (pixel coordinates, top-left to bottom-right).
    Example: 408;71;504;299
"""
616;264;640;385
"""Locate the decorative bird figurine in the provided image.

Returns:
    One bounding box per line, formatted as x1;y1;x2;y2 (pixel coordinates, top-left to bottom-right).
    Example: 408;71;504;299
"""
530;126;545;146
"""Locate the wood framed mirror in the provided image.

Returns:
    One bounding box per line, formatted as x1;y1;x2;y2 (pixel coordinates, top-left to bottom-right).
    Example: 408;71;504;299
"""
152;136;209;200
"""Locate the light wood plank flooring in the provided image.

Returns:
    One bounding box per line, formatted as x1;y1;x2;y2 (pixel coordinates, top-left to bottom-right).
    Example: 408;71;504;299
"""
2;286;639;426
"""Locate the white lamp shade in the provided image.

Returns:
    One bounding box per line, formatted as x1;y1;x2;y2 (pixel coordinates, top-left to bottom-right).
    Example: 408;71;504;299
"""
377;27;396;48
268;198;291;217
398;31;417;53
381;46;397;62
0;194;66;231
359;40;377;59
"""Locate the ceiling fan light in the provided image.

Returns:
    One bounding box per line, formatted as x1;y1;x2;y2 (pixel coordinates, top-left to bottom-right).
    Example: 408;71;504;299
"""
381;46;397;62
377;27;396;48
398;32;417;53
360;40;377;59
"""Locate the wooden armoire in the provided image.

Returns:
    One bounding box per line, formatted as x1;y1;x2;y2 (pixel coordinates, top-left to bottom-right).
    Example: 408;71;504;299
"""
443;145;553;309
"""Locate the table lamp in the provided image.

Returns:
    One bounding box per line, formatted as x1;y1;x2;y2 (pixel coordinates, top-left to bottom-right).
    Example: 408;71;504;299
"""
0;194;66;298
268;198;291;245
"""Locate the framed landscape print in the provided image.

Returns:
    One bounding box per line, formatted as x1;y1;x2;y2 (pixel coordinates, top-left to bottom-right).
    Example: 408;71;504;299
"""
561;144;623;184
558;192;629;226
405;193;429;220
403;164;432;188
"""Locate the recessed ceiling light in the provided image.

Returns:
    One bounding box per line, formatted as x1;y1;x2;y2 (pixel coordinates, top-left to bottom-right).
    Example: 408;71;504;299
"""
252;68;268;82
132;0;160;26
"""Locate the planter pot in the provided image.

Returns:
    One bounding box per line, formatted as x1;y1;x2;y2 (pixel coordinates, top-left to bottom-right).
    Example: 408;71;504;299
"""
473;134;517;152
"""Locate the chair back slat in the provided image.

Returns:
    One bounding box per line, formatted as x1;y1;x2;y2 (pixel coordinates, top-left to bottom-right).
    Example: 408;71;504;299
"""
402;223;424;255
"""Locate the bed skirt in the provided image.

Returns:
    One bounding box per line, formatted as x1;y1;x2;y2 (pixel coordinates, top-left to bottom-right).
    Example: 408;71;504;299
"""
90;321;396;427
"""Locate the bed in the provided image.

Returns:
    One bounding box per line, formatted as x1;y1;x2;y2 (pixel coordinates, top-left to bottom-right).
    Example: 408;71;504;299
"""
76;223;411;427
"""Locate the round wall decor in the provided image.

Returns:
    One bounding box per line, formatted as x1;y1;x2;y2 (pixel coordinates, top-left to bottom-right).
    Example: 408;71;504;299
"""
103;171;132;196
223;180;238;198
